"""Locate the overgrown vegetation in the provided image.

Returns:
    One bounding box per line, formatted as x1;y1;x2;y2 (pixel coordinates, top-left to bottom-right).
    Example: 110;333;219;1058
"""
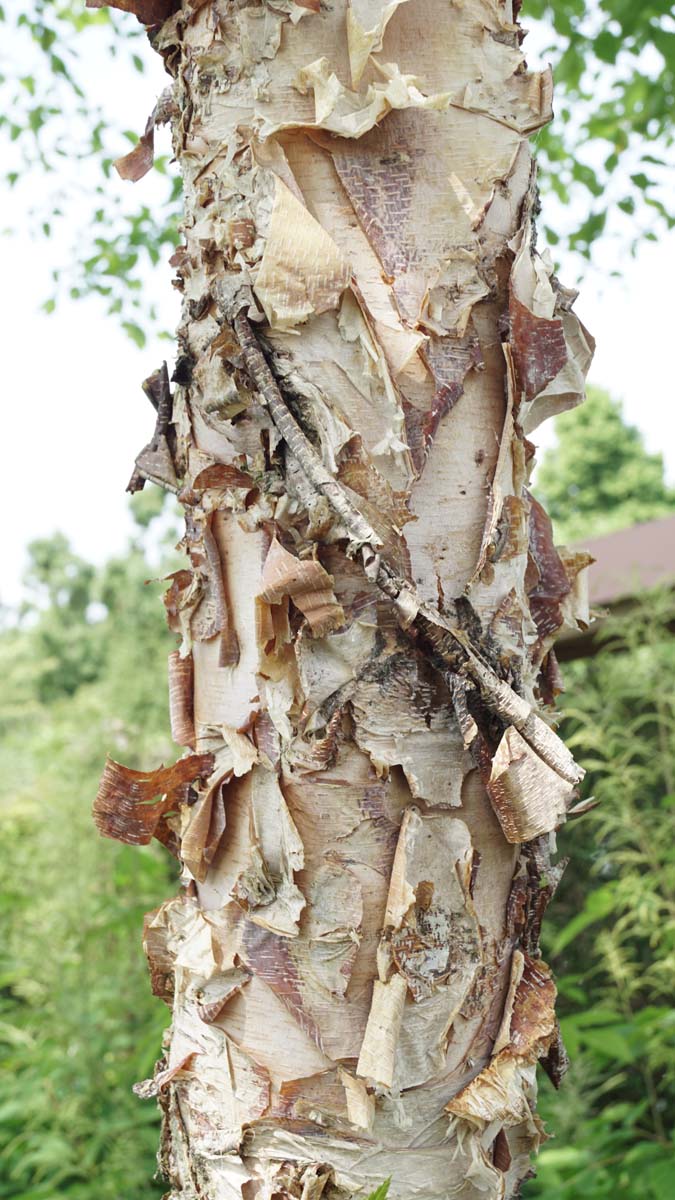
0;497;178;1199
528;592;675;1199
526;392;675;1196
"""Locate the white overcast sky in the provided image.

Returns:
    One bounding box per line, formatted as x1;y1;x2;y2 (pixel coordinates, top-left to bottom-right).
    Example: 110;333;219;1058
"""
2;15;674;608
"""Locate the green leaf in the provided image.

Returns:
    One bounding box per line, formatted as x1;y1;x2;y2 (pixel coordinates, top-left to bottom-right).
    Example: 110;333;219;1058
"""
552;884;617;953
579;1026;638;1064
366;1182;391;1200
593;31;621;63
121;321;146;349
646;1157;675;1200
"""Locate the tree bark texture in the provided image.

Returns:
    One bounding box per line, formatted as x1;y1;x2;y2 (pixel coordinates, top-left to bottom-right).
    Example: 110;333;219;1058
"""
93;2;595;1197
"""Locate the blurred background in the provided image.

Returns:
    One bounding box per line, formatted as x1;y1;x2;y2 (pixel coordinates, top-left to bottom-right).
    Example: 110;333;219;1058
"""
1;2;674;1198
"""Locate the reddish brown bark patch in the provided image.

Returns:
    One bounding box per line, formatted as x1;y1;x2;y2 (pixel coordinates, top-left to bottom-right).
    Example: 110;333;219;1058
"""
143;905;176;1004
93;753;213;845
192;464;255;491
168;651;195;748
526;493;571;641
507;955;556;1057
86;0;178;25
510;294;567;402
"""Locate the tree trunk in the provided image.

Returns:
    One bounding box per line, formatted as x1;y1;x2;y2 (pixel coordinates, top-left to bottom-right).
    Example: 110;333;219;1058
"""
93;2;595;1197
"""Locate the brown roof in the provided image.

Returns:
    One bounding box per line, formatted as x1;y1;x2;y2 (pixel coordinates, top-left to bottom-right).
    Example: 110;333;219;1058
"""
577;514;675;606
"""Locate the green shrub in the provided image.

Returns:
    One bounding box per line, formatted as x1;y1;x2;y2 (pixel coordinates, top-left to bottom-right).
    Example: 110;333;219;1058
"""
527;592;675;1198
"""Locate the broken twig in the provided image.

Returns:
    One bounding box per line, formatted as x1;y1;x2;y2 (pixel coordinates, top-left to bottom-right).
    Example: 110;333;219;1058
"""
233;311;582;786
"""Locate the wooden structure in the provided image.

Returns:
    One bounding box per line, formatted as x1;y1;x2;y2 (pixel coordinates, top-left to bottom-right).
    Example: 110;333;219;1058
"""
557;514;675;661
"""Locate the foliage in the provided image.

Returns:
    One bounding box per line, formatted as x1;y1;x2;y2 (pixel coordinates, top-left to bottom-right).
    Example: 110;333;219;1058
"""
527;0;675;260
0;1;180;339
535;385;675;544
0;494;179;1200
526;592;675;1199
2;1;675;342
527;393;675;1197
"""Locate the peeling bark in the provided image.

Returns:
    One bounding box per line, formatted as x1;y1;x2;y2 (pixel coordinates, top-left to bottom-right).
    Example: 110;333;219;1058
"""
94;2;593;1197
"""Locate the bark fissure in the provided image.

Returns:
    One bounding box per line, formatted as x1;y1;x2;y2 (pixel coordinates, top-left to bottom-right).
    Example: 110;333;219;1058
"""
92;1;594;1196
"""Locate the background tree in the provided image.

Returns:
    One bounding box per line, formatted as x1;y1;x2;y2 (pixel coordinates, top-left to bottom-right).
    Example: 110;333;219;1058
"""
536;385;675;543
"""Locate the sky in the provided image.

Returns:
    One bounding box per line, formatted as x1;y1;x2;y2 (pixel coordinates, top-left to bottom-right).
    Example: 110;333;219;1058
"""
2;12;674;609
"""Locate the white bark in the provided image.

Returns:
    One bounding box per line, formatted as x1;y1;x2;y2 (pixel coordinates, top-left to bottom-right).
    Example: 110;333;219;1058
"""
94;2;594;1196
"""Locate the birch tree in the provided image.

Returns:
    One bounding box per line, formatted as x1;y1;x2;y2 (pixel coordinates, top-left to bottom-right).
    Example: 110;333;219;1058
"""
91;2;595;1196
